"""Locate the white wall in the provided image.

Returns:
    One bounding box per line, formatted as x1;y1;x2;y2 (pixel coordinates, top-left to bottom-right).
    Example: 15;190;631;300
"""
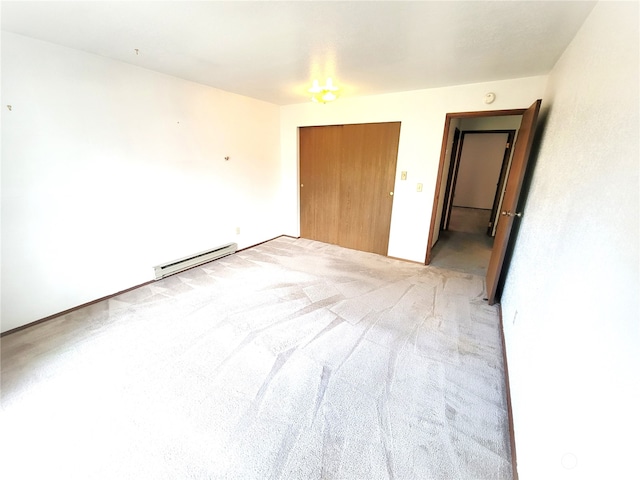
500;2;639;479
1;33;282;332
280;76;547;263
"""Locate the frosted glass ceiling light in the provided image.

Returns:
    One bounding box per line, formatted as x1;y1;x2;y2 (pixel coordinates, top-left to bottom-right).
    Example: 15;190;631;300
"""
309;78;339;103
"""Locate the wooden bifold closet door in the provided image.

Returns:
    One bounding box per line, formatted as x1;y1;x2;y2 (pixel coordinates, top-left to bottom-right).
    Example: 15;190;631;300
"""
299;122;401;256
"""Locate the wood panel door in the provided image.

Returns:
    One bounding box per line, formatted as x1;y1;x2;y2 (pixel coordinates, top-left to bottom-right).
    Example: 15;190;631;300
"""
339;122;400;255
299;122;401;256
299;125;342;245
486;100;542;304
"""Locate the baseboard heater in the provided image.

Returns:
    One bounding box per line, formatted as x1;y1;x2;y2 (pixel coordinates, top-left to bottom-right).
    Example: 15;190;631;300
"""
153;242;237;280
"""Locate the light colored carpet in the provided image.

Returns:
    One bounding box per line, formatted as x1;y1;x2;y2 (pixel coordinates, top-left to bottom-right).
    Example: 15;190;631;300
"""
1;237;512;479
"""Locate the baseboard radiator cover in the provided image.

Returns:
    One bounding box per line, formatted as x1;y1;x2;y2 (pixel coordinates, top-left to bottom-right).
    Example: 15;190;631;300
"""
153;242;237;280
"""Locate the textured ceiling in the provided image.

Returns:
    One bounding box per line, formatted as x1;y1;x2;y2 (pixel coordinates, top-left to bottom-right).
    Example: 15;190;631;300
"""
1;1;596;105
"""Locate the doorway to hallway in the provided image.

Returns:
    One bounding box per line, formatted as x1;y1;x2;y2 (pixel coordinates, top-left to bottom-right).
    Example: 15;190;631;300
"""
426;100;542;304
431;127;514;276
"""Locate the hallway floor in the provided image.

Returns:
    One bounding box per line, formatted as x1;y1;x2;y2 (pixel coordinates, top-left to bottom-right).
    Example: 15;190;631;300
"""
430;207;494;277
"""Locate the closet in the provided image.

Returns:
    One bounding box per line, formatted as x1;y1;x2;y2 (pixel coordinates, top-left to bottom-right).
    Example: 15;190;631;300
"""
299;122;400;255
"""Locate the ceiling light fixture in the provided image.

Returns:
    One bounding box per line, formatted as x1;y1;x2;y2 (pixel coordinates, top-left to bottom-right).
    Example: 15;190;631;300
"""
309;78;339;103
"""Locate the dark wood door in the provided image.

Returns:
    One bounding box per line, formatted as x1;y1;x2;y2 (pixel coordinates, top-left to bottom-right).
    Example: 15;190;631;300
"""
299;122;401;256
339;122;400;254
299;125;342;245
486;100;542;304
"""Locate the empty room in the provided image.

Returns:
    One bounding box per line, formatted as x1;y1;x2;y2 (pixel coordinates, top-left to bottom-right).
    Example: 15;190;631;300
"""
1;2;638;479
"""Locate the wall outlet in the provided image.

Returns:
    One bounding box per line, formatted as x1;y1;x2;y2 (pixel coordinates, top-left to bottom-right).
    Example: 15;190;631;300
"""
401;171;407;180
235;227;241;235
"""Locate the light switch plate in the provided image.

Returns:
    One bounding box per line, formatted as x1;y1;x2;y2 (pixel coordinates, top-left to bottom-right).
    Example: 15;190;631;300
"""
416;183;423;192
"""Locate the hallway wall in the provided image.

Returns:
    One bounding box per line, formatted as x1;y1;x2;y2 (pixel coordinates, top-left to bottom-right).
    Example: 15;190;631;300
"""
452;132;508;209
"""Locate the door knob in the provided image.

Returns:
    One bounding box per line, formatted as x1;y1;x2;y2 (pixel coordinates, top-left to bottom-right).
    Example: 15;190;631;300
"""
501;210;522;217
389;192;394;196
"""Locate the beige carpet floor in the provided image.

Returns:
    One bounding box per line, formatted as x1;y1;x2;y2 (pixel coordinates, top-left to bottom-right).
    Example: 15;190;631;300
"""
1;237;512;479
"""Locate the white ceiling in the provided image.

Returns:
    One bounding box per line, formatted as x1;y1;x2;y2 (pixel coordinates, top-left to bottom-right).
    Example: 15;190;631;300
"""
1;1;596;105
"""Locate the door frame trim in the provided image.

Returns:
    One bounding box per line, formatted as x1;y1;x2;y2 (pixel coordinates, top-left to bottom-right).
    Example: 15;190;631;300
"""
425;108;526;264
439;127;461;232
